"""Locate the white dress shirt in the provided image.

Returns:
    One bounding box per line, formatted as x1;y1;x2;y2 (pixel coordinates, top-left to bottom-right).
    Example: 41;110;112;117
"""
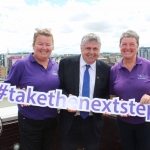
75;55;96;116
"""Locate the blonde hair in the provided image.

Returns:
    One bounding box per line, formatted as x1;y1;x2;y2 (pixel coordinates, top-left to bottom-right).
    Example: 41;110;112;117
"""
32;28;54;47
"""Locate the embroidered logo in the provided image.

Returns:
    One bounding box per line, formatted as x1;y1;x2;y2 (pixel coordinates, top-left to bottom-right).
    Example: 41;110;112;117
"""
137;74;148;79
51;70;58;75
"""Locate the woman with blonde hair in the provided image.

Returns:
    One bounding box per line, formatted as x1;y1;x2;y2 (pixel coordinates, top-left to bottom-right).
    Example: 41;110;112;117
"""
5;28;60;150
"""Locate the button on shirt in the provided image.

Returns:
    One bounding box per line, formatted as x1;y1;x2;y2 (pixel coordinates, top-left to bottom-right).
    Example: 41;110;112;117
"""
75;55;96;116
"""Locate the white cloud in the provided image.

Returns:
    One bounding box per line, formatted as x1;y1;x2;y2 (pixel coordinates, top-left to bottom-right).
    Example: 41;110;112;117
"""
0;0;150;54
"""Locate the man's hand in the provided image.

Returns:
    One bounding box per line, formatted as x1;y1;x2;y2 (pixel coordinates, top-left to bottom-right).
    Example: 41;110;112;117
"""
67;94;77;113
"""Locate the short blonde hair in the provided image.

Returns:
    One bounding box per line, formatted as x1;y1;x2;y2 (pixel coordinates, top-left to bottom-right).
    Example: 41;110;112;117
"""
32;28;54;47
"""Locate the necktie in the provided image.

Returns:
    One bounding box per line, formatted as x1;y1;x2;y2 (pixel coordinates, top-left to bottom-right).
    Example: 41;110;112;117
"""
80;64;90;119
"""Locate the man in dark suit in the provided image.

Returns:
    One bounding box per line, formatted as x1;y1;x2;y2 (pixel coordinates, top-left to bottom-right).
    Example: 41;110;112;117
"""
59;33;110;150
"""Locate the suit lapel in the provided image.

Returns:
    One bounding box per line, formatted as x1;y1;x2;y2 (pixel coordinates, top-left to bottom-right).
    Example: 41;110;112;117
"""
73;55;80;96
93;60;101;97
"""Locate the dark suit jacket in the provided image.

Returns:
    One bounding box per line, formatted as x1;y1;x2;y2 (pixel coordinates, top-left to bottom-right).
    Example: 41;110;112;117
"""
59;55;111;138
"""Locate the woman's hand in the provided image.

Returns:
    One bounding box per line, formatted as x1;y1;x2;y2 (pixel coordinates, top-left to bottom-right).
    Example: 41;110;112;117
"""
20;88;30;107
103;112;110;116
119;99;130;117
140;94;150;104
119;113;130;117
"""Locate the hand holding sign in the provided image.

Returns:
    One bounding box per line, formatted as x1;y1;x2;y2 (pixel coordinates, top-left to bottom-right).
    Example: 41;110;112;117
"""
20;88;30;107
119;99;130;117
140;94;150;104
1;83;150;122
67;94;77;113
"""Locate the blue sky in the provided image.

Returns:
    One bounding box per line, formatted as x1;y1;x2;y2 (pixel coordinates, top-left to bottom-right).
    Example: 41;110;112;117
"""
24;0;67;6
0;0;150;54
24;0;96;6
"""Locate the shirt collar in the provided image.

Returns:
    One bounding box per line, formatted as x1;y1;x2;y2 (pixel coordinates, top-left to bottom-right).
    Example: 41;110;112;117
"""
80;55;96;70
29;53;36;62
118;55;142;69
29;52;54;66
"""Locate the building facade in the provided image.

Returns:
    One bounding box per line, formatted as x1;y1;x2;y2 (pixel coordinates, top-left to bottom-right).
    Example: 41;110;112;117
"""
138;47;150;60
0;54;5;66
0;67;7;79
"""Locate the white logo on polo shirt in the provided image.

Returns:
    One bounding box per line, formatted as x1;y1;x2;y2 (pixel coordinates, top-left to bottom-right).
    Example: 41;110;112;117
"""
51;70;58;75
137;74;148;79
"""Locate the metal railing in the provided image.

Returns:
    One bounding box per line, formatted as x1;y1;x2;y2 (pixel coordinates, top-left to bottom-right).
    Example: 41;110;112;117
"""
0;117;3;136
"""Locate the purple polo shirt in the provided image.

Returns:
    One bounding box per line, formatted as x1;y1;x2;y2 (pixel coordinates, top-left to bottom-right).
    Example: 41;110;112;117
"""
5;53;60;120
109;56;150;124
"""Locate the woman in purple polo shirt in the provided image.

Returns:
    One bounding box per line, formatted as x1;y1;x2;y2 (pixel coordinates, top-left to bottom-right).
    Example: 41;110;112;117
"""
4;28;60;150
110;30;150;150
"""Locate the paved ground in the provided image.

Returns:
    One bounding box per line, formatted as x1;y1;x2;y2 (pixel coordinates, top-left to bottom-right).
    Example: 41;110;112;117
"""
0;98;16;108
0;81;16;108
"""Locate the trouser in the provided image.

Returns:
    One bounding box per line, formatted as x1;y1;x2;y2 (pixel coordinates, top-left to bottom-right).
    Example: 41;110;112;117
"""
18;112;57;150
117;118;150;150
61;116;100;150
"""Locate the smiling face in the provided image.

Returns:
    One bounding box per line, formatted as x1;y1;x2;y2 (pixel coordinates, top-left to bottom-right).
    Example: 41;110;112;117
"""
120;37;138;60
81;41;100;64
33;35;53;62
